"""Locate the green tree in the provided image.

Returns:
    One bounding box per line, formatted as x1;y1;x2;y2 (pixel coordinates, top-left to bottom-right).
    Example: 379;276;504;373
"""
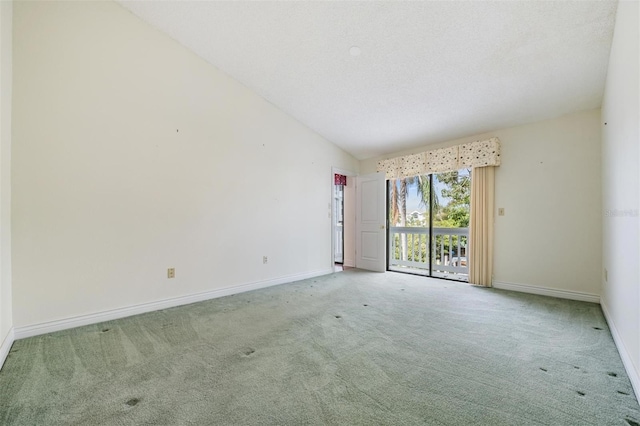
434;169;471;228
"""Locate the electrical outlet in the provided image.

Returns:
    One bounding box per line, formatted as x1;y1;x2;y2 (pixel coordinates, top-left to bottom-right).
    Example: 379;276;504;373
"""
498;208;505;216
263;256;268;264
168;268;175;278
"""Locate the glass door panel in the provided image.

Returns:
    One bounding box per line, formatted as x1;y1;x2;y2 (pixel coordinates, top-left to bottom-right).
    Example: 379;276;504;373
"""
431;169;470;281
388;175;431;276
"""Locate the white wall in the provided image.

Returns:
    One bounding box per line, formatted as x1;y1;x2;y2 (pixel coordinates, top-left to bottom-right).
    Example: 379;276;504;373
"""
601;0;639;395
361;109;602;299
12;1;358;328
0;0;13;361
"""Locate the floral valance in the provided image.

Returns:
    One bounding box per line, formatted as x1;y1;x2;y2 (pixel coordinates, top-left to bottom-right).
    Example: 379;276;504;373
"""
377;137;501;179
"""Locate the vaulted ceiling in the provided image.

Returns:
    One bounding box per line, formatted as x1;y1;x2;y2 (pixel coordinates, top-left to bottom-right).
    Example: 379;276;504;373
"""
118;1;617;160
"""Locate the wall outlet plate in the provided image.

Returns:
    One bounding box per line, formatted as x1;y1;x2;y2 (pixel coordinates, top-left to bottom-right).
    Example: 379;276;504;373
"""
168;268;175;278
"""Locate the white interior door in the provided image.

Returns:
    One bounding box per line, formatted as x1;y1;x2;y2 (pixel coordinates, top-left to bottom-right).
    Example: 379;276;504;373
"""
356;172;386;272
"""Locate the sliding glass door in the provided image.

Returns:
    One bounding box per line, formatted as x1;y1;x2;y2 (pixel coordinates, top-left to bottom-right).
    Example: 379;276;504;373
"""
387;169;470;281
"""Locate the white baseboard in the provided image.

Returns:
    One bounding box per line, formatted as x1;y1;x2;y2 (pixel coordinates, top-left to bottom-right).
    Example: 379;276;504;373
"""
14;268;333;340
492;281;600;304
600;299;640;404
0;327;15;371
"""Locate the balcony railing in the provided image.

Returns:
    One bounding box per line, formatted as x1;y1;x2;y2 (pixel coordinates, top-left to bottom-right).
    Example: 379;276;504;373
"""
389;226;469;280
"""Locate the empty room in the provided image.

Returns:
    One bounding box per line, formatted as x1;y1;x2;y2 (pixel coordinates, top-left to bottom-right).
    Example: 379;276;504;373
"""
0;0;639;424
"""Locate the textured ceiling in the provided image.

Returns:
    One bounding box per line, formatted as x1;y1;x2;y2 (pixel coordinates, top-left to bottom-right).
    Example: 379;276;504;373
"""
118;1;617;160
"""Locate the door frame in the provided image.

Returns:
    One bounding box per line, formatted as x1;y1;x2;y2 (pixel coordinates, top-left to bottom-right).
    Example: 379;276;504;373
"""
331;167;356;269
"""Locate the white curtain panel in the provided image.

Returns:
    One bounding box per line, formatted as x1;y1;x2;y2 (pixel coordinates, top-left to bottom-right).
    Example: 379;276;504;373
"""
469;166;495;287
